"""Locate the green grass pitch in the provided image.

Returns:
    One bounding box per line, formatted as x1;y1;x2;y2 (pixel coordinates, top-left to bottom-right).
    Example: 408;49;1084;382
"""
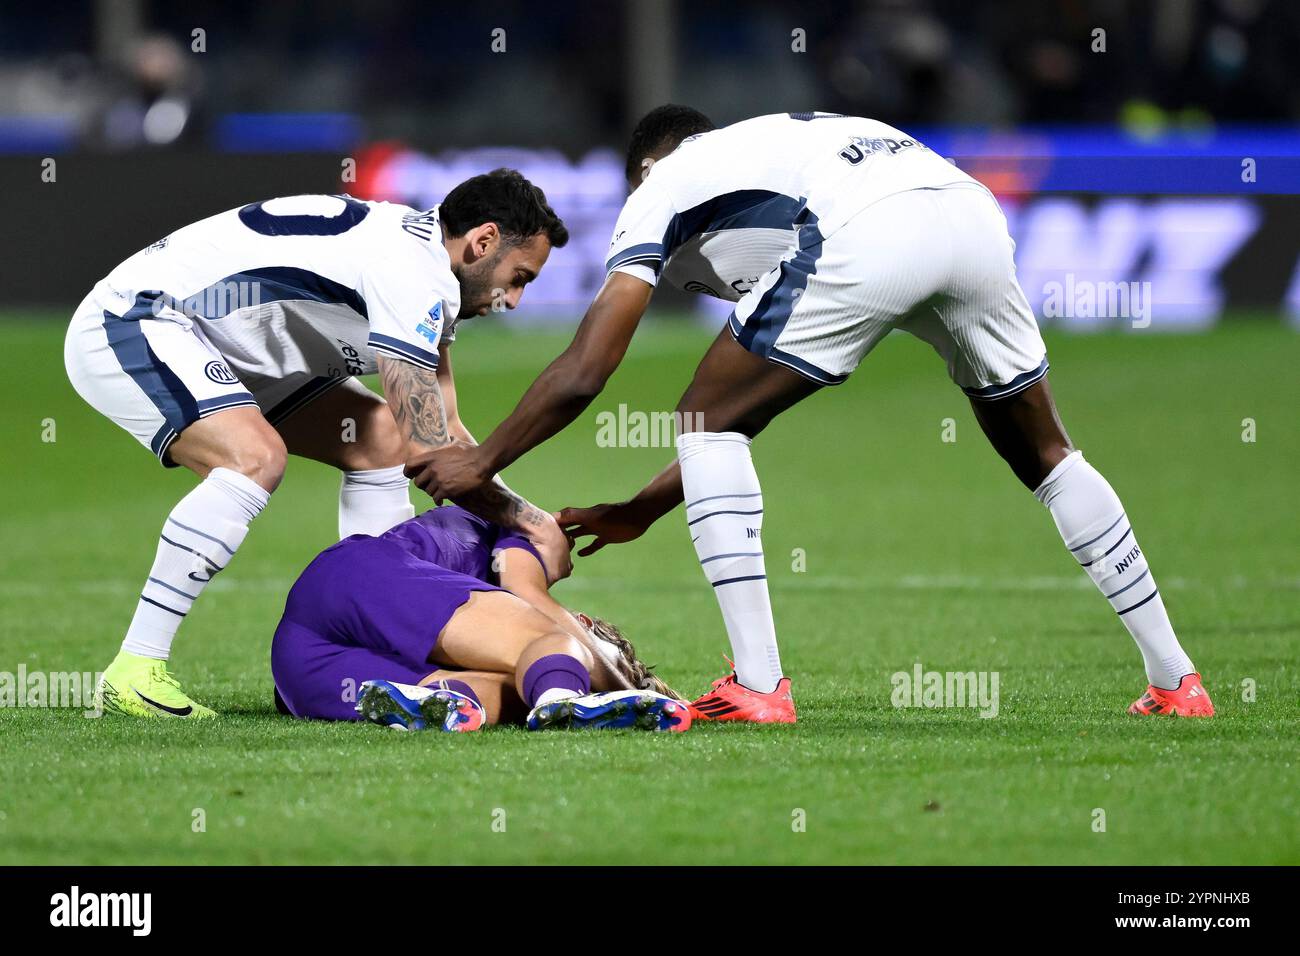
0;313;1296;865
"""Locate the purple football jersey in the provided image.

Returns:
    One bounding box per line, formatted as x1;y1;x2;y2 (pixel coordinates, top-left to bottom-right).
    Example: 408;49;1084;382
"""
377;505;539;578
271;506;542;720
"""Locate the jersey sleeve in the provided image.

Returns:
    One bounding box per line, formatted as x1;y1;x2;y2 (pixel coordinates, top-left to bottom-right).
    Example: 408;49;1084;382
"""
360;260;453;371
491;530;544;576
604;179;677;287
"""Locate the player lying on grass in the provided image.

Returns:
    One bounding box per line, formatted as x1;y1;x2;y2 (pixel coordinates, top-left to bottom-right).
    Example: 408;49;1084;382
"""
271;503;691;732
65;170;575;719
407;107;1214;722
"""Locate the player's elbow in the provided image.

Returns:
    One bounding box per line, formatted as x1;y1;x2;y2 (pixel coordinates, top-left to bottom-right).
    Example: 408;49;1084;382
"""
567;370;608;404
560;353;615;403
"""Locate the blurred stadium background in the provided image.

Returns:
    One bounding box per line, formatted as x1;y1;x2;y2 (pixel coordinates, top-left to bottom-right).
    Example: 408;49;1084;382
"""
2;0;1298;326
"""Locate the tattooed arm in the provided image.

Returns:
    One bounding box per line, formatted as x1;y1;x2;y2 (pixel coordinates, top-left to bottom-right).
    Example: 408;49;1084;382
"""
377;354;572;582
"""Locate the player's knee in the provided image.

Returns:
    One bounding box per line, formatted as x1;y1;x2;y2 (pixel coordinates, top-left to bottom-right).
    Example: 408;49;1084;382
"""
228;430;288;492
519;617;593;672
529;631;595;676
554;632;594;671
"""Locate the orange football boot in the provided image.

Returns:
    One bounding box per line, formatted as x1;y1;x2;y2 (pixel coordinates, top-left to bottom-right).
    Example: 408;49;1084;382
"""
1128;672;1214;717
691;665;796;723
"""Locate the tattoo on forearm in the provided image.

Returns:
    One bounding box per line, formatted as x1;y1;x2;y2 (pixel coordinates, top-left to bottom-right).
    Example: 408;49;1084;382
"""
379;356;549;531
477;479;549;530
379;357;450;449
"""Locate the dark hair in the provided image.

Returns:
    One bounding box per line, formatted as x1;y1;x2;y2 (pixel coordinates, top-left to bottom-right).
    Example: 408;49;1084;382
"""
440;167;568;248
625;104;715;183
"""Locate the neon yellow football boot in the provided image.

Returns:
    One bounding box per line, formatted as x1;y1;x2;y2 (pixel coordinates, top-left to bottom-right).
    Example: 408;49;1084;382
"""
95;650;217;719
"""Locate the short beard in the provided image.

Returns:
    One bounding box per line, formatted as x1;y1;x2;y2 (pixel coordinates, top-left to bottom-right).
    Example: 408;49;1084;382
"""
456;246;508;317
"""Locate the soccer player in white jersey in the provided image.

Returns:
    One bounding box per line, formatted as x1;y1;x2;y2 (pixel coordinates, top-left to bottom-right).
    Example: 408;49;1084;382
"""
411;108;1214;722
65;169;574;718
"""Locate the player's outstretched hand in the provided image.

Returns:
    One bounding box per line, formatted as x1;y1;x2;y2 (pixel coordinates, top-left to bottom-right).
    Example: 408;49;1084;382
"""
405;443;489;499
527;512;574;584
558;502;652;557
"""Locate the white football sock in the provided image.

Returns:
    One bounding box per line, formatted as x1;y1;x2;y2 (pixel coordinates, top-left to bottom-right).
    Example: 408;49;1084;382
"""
121;467;270;660
677;431;782;693
1034;450;1194;689
338;465;414;538
535;687;581;707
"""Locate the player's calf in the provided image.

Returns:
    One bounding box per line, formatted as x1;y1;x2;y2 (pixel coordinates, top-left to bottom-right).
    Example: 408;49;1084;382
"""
973;380;1207;715
1033;450;1204;708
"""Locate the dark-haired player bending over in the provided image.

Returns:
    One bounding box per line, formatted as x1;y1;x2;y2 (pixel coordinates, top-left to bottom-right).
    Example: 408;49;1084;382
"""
408;108;1213;722
66;170;575;718
272;505;690;732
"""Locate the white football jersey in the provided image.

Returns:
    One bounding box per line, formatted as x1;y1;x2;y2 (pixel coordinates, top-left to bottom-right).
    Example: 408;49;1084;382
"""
91;195;461;383
605;112;979;300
